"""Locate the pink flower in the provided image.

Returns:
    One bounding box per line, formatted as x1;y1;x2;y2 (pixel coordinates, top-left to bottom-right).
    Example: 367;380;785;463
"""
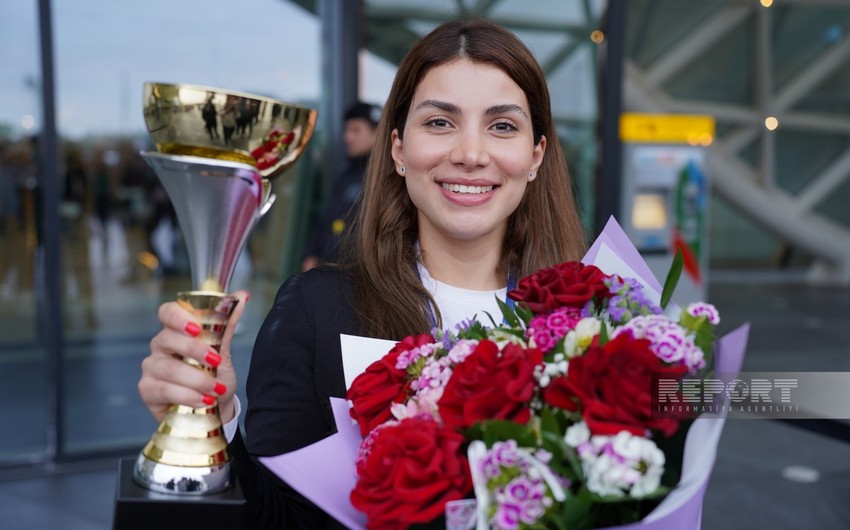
686;302;720;325
614;315;705;373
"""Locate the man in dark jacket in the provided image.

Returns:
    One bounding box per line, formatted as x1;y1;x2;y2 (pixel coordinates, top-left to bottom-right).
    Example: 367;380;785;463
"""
301;101;381;271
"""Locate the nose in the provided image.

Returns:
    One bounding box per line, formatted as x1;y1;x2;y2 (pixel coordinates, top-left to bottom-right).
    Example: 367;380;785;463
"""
449;128;490;170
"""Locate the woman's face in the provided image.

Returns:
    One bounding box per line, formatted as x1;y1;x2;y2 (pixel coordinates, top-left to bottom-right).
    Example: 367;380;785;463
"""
392;59;546;250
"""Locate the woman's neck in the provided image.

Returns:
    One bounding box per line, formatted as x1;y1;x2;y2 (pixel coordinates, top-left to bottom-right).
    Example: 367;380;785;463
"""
418;232;506;291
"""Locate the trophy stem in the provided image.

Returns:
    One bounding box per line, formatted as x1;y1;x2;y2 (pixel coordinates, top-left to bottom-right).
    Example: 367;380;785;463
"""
133;292;238;495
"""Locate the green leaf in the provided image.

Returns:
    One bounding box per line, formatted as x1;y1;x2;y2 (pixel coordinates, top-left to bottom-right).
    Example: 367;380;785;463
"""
540;430;577;480
693;326;715;369
496;296;522;328
515;303;535;326
598;320;609;346
539;514;569;530
562;442;585;481
475;420;538;447
660;249;684;309
540;406;566;435
560;487;596;530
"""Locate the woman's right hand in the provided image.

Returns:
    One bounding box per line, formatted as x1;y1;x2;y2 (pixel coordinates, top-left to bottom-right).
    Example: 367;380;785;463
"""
138;291;249;424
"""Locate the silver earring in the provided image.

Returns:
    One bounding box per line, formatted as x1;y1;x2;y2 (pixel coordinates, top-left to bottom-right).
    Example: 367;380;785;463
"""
400;165;406;174
528;171;534;180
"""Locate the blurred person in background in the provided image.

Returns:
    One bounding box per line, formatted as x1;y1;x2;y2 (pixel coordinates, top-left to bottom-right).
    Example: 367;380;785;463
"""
61;144;96;326
91;149;115;237
0;140;35;298
222;98;239;145
301;101;381;271
0;141;25;298
201;96;219;140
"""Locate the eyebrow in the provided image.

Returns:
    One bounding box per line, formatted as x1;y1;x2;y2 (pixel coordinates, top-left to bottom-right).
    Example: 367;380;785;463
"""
415;100;529;120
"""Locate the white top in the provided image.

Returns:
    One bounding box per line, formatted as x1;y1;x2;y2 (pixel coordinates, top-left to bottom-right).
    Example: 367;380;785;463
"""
224;265;505;442
416;261;506;332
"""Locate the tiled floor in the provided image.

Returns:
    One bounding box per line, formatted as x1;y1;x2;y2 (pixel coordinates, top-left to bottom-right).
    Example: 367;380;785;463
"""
1;276;849;529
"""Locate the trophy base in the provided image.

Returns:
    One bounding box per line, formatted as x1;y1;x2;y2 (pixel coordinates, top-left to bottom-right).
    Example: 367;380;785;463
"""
115;459;245;530
132;452;231;495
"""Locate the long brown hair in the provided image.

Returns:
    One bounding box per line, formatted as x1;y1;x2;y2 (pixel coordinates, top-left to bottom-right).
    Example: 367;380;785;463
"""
339;18;587;339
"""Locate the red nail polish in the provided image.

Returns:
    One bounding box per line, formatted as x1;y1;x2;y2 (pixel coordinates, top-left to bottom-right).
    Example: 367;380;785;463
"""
205;350;222;367
245;292;251;302
214;382;227;395
202;395;215;406
185;321;201;337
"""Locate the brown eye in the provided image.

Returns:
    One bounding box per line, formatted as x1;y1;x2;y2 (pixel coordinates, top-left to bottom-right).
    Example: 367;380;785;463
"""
425;118;452;128
492;121;518;132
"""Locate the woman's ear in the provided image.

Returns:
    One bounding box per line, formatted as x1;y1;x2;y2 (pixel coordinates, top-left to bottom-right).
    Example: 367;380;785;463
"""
530;135;547;174
391;128;405;175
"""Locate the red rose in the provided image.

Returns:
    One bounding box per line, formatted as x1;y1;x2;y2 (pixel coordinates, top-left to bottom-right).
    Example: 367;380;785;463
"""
508;261;611;313
438;340;543;430
351;417;472;530
543;333;688;437
347;334;433;436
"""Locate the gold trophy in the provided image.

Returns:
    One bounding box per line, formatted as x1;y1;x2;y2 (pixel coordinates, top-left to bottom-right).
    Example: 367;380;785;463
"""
134;82;316;494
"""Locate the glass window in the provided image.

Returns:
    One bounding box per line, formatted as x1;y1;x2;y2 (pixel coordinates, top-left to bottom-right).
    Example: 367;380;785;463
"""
0;0;47;463
0;0;323;461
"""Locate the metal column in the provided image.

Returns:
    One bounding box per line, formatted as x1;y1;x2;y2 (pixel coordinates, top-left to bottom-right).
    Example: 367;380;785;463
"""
595;0;626;234
319;0;362;180
38;0;64;463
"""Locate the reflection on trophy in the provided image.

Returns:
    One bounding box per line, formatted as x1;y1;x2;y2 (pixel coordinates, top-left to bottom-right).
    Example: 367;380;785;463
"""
134;82;316;495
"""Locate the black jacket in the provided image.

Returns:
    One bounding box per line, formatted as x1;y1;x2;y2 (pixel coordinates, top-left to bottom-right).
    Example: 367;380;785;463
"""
231;267;359;529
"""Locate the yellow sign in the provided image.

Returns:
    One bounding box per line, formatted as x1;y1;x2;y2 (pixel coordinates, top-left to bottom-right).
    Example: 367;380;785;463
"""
620;113;715;146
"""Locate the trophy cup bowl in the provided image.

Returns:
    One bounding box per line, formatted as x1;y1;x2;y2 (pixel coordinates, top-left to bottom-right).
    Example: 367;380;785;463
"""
143;82;317;179
134;83;317;494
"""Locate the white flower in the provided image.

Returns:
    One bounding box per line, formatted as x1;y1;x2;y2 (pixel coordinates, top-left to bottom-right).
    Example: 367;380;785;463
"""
563;331;577;357
446;339;478;364
489;329;527;349
538;357;568;388
390;387;444;421
564;317;602;358
390;400;418;421
574;428;666;499
564;421;591;447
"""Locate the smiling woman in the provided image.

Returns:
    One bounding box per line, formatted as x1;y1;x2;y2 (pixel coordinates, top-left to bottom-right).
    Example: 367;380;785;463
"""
391;59;547;287
137;17;587;530
348;19;586;338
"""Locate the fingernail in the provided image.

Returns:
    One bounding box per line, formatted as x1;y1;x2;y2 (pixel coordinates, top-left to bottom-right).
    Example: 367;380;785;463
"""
245;292;251;302
202;395;215;406
205;350;222;367
185;321;201;337
214;382;227;395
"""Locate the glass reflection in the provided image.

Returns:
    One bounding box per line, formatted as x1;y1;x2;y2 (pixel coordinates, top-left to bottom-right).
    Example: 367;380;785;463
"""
0;137;45;460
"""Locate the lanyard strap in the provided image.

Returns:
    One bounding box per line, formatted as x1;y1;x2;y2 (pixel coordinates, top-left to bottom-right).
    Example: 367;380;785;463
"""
505;271;517;312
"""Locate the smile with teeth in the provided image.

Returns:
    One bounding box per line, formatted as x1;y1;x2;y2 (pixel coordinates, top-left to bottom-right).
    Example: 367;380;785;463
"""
440;183;495;194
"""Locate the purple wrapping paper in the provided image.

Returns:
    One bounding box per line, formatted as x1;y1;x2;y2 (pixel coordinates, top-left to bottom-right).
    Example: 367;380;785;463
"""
259;398;367;529
583;216;664;295
259;217;750;530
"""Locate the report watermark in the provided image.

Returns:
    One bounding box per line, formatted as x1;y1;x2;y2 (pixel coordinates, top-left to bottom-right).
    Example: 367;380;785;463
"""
650;372;850;419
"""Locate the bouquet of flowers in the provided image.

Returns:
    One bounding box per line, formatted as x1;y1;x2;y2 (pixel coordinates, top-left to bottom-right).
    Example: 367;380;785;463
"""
345;256;721;530
259;219;749;530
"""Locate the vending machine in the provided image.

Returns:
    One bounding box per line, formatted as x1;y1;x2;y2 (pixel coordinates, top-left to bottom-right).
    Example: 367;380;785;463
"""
619;113;715;305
